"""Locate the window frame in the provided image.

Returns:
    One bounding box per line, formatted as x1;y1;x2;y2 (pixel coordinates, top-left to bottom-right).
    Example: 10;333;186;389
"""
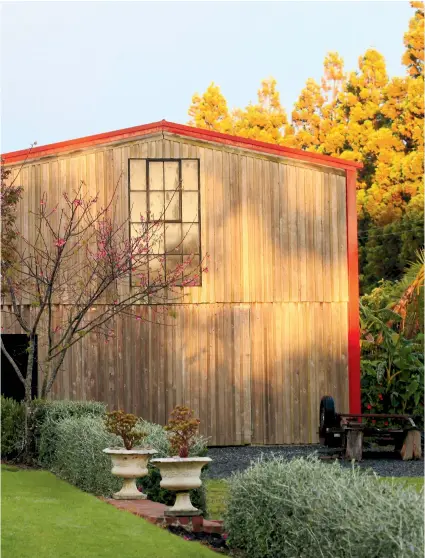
128;157;202;289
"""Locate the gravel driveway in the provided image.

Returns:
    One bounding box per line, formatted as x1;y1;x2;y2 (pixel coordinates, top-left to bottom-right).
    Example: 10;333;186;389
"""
206;444;424;479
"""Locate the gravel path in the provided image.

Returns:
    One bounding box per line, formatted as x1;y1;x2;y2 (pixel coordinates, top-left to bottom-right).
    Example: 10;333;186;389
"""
206;444;424;479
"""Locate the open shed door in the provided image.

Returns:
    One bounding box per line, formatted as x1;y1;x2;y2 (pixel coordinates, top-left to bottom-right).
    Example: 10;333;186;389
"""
1;334;38;401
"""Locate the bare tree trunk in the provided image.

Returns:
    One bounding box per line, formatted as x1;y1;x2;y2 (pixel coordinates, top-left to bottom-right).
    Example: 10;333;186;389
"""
22;337;36;462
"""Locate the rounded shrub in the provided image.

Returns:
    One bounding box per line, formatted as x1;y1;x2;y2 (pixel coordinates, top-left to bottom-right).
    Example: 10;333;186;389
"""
43;411;209;513
35;399;107;467
52;416;121;496
224;456;424;558
0;396;25;459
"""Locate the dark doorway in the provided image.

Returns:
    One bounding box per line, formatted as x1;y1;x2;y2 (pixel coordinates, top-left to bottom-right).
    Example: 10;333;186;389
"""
1;334;38;401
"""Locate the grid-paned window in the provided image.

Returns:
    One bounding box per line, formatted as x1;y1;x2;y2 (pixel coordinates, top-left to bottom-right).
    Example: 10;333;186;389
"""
129;158;201;286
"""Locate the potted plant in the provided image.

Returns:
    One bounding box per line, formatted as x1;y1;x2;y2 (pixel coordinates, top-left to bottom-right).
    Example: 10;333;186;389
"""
151;405;211;516
103;410;157;500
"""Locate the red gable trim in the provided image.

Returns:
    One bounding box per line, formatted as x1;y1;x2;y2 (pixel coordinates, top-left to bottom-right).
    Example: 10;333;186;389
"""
2;120;363;171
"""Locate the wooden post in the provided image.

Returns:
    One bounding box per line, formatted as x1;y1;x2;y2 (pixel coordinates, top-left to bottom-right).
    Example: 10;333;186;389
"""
400;430;422;461
345;429;363;461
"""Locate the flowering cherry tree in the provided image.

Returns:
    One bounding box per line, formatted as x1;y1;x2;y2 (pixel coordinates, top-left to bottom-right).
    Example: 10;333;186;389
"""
1;175;207;416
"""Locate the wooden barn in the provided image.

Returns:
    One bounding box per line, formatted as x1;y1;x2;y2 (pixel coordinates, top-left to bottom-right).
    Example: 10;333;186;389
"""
2;121;362;446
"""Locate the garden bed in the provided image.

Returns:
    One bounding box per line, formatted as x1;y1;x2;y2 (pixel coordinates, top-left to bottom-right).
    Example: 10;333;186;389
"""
167;525;228;554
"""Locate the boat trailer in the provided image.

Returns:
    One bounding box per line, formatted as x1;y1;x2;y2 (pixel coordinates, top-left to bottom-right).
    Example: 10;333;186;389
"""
318;395;422;461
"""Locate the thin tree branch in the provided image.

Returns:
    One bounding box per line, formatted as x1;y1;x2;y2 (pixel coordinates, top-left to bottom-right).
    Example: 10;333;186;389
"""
1;337;25;385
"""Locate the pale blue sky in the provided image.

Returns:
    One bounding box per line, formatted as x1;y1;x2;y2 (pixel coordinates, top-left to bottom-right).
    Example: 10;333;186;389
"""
1;1;413;152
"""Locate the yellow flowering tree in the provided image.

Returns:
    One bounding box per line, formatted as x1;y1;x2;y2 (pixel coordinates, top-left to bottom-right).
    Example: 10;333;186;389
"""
232;78;290;144
188;82;233;133
187;2;424;291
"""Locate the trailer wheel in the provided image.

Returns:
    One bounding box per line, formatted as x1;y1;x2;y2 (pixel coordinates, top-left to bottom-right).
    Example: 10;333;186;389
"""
319;396;337;445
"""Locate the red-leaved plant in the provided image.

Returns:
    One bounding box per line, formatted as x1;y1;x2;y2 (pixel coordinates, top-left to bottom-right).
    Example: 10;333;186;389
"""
164;405;200;458
104;410;146;450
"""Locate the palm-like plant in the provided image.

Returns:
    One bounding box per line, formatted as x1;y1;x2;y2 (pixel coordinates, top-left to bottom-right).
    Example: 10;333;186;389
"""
389;249;424;338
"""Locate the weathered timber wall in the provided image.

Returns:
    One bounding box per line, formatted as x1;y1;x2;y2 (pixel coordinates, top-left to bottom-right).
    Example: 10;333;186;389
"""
2;132;349;444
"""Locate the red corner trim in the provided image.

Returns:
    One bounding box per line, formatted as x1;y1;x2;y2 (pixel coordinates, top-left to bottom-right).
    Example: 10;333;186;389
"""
346;169;361;415
2;120;363;171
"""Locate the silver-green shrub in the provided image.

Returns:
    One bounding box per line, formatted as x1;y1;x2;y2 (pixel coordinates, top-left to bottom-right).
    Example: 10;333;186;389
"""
48;415;209;499
52;416;121;496
224;456;424;558
36;399;106;467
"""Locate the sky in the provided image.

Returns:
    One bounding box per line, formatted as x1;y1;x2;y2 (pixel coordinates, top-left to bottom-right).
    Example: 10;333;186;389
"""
1;0;413;153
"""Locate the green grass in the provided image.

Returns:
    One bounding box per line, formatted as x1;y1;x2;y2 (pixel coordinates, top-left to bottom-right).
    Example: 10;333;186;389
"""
205;476;424;520
1;468;216;558
379;476;424;492
205;479;229;519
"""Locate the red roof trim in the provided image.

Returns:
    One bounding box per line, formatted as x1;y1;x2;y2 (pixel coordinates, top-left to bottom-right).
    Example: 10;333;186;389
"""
2;120;363;170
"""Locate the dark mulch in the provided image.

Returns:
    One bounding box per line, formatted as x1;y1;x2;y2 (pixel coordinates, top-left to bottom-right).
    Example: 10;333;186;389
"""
206;443;424;479
166;525;229;554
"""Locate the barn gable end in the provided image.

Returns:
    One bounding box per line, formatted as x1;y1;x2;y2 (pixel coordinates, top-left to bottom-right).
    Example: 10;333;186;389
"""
1;122;361;445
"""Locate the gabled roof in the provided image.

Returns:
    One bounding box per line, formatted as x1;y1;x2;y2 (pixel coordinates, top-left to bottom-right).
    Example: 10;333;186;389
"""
2;120;362;171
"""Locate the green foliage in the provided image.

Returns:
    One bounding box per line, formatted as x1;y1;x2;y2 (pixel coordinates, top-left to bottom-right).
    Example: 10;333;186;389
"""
0;396;25;458
360;214;424;294
224;456;424;558
164;405;201;458
32;405;209;512
360;301;424;426
35;399;107;468
104;410;146;450
52;416;121;496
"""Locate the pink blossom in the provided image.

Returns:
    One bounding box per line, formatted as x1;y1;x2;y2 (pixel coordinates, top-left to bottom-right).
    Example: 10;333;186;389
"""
55;238;66;248
73;199;83;206
40;200;46;206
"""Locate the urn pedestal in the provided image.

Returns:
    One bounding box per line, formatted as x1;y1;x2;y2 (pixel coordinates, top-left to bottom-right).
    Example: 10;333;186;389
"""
151;457;211;515
103;448;157;500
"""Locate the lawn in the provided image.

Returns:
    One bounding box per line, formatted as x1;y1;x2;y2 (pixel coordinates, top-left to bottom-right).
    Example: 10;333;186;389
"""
1;467;216;558
205;479;229;519
378;476;424;492
205;475;424;519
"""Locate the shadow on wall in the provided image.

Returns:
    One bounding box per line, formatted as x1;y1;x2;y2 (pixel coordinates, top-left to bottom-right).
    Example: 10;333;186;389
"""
2;149;350;446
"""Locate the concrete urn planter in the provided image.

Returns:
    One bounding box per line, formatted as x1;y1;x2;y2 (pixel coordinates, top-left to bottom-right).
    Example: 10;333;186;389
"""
103;448;157;500
151;457;211;516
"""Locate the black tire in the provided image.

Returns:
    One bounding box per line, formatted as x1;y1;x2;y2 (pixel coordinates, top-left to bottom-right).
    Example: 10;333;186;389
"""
319;396;337;445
